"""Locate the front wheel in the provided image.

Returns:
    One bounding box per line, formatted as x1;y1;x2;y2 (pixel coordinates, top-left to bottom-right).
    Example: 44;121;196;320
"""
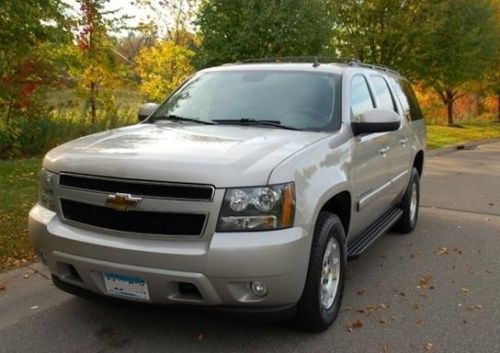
293;212;346;332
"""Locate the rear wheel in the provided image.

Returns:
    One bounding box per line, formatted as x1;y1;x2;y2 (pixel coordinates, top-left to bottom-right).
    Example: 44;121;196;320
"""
293;212;346;332
394;168;420;233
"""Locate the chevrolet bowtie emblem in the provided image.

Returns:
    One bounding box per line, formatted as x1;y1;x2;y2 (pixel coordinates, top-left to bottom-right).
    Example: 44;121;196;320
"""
105;193;142;211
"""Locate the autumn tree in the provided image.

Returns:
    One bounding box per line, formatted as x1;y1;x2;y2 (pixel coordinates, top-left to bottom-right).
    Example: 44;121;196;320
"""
0;0;70;122
196;0;332;66
411;0;497;126
485;0;500;122
135;41;195;101
70;0;126;123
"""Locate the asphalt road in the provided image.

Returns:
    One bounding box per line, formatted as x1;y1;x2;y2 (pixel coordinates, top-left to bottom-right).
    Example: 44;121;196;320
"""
1;141;499;353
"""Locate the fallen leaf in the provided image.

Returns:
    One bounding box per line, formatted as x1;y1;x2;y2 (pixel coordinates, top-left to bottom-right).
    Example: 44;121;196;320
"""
419;275;433;289
357;289;365;295
382;344;389;353
0;283;5;291
416;319;423;324
352;320;363;329
197;332;204;341
424;342;433;352
379;318;387;324
30;305;39;310
346;319;364;332
356;309;366;314
437;247;449;255
461;287;470;293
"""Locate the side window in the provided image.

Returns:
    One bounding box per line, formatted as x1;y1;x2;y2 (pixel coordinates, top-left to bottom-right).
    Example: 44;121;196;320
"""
391;78;424;121
350;75;374;118
370;75;396;111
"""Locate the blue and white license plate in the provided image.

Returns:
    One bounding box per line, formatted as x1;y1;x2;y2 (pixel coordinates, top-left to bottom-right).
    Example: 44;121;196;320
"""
103;272;150;300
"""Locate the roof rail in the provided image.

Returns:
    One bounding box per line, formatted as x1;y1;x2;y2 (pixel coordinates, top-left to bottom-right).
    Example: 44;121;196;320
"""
236;56;400;75
347;60;400;75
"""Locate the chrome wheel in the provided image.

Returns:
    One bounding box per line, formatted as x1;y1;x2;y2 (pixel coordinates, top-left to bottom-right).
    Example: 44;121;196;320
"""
320;237;341;310
409;181;418;223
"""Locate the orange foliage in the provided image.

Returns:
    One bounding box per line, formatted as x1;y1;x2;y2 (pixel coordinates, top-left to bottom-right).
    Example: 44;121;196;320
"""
414;84;497;125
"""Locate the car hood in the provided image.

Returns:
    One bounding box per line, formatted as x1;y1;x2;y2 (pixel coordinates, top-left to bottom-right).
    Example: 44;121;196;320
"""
44;122;329;187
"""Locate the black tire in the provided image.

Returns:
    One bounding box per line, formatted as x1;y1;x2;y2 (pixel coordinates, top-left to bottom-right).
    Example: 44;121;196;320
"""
393;168;420;233
293;212;346;332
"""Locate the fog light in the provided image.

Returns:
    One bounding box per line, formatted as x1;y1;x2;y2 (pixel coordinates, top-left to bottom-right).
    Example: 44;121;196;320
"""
250;281;268;297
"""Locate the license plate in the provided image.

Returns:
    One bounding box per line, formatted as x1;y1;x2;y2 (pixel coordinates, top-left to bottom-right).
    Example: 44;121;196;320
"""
103;272;150;300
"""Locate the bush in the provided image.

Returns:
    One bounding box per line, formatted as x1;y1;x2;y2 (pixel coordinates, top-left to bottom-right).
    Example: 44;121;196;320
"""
0;108;137;159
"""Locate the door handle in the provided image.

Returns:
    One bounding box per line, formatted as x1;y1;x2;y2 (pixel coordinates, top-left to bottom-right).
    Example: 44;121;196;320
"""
399;138;408;146
379;145;390;155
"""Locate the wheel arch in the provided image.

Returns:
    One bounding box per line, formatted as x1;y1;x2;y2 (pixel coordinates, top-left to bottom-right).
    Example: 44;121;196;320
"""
413;150;424;176
318;190;352;236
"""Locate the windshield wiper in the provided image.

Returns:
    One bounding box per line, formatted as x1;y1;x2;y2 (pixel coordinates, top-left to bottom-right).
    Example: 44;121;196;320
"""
212;118;301;130
151;114;217;125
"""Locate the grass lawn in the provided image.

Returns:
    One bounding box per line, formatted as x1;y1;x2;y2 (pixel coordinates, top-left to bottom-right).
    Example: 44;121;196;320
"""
427;122;500;149
0;158;40;271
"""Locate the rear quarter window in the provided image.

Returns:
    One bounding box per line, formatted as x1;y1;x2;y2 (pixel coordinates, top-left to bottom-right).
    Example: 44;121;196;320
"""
390;78;424;121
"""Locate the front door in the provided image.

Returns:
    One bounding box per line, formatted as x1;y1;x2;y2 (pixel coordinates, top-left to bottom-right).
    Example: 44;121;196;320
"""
349;74;392;236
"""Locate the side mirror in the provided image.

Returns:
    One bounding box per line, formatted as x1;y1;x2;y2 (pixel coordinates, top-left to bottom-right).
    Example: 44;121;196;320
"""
138;103;159;121
351;109;401;136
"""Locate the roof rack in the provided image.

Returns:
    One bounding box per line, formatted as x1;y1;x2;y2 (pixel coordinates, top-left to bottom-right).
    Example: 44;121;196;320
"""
236;56;400;75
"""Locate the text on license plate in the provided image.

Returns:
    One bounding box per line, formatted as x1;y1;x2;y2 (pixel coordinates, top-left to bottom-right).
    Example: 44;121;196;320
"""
102;272;150;300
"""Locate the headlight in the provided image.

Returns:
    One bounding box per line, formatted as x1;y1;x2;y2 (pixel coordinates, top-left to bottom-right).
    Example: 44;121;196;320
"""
39;169;56;211
217;183;295;232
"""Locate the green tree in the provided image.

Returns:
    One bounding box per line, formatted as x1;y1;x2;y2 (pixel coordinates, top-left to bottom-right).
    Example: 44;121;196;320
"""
196;0;332;67
412;0;497;126
330;0;433;69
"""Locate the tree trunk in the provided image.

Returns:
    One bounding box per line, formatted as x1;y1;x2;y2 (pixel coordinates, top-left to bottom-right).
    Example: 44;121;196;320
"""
90;81;96;124
446;90;454;126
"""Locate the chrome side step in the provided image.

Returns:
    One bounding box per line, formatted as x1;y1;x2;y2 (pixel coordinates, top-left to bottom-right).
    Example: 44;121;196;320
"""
347;207;403;257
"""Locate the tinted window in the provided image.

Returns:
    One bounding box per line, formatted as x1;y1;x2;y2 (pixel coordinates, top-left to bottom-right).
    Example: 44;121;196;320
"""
350;75;374;117
391;78;424;121
152;70;341;130
371;75;396;111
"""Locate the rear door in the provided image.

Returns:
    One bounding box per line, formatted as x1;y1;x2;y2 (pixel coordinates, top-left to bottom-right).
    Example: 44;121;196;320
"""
368;74;411;202
349;74;392;235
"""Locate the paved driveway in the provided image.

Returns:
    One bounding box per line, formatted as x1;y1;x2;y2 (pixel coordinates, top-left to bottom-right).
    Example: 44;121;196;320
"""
1;141;499;353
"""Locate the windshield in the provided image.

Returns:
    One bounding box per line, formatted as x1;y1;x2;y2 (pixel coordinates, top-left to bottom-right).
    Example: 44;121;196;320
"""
151;70;341;130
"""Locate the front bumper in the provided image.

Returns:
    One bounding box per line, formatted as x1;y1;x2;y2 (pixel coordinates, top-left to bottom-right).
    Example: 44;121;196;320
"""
29;204;310;307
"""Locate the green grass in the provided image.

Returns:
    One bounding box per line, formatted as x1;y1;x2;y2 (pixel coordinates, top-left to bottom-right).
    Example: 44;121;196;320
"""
0;158;40;271
427;122;500;149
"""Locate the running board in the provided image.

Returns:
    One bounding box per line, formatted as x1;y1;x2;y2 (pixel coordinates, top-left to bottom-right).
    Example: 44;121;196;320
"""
347;207;403;257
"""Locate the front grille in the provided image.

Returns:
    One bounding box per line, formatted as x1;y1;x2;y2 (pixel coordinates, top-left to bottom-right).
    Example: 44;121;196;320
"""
59;173;213;201
60;199;206;236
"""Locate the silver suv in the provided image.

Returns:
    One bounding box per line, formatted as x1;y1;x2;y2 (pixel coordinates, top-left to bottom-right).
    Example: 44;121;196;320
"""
29;59;426;331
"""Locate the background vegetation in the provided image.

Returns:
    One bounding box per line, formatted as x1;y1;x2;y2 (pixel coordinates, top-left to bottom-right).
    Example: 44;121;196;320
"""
1;0;499;160
0;0;499;270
